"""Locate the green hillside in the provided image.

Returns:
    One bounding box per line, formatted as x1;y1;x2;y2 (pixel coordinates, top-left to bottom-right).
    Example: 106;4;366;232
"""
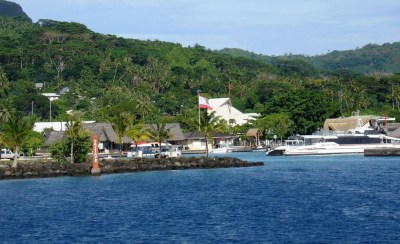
1;16;400;136
311;43;400;74
218;42;400;74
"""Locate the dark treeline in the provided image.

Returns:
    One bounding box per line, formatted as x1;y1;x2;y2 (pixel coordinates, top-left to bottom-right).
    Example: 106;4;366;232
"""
1;17;400;137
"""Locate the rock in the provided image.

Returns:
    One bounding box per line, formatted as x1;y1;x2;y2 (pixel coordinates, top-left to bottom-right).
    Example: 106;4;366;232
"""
0;157;263;180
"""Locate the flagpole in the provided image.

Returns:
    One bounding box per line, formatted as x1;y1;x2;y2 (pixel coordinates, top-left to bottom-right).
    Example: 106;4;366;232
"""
198;90;201;131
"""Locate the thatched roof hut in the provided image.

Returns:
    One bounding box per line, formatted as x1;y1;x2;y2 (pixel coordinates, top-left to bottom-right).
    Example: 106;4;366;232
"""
323;115;379;132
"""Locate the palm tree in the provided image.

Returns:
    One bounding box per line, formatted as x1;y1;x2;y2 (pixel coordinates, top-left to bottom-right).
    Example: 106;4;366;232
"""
125;123;152;157
0;66;9;93
110;112;132;157
149;123;171;158
0;114;34;168
65;117;84;164
199;109;225;157
0;99;15;123
135;93;154;120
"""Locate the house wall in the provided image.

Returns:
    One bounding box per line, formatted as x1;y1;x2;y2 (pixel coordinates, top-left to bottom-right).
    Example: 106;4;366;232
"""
178;139;212;151
209;99;259;126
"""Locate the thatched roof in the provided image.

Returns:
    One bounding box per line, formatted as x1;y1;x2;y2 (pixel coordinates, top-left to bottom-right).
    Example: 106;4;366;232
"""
323;115;378;132
184;131;204;140
44;131;65;147
246;128;262;137
147;123;186;141
83;123;118;143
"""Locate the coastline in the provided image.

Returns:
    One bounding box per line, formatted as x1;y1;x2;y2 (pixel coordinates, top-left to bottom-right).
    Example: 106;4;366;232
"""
0;157;264;180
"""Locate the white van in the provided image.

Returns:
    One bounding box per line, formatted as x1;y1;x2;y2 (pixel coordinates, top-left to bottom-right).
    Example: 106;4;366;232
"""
158;145;182;158
127;142;181;158
0;149;18;160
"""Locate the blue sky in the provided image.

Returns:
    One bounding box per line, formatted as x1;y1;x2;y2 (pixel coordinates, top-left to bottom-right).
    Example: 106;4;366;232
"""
11;0;400;56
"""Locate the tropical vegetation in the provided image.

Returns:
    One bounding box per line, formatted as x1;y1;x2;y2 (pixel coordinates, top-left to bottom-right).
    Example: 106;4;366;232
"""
199;109;226;157
149;122;171;158
0;113;34;167
1;14;400;148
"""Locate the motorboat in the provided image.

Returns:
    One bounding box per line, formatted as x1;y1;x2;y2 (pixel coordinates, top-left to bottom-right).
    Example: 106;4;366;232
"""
283;135;400;156
283;142;362;156
252;145;266;152
266;139;304;156
273;113;400;156
210;144;233;154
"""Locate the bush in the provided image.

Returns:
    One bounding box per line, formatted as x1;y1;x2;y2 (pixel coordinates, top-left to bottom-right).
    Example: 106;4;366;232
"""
50;133;91;164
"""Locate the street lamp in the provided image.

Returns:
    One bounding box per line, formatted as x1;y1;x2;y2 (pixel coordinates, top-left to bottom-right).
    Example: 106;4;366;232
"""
47;96;58;122
42;93;60;122
49;98;52;122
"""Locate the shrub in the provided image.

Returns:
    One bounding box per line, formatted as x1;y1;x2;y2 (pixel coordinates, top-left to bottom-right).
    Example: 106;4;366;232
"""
50;133;91;164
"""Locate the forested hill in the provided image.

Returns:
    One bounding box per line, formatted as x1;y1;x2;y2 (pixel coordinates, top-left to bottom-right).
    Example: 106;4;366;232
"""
218;42;400;74
1;16;400;136
0;0;31;21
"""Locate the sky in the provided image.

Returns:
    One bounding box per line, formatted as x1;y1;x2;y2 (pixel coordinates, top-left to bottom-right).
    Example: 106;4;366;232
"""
10;0;400;56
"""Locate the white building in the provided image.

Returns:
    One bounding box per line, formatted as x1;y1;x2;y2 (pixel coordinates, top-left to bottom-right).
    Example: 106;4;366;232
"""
208;98;259;126
34;121;96;132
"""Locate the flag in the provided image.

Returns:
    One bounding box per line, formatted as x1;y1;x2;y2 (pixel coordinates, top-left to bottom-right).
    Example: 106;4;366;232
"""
198;94;213;110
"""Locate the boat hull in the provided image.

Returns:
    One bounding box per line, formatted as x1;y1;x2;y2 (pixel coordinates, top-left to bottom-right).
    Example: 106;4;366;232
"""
284;143;400;156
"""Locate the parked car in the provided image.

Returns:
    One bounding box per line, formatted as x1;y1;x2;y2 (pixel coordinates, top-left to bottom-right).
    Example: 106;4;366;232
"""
0;149;18;160
155;146;182;158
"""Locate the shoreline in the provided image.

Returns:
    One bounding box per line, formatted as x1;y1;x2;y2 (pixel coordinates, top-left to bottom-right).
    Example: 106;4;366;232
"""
0;157;264;180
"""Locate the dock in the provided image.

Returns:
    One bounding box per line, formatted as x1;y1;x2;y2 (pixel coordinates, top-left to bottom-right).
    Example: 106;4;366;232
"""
232;146;252;152
181;150;206;154
364;148;400;156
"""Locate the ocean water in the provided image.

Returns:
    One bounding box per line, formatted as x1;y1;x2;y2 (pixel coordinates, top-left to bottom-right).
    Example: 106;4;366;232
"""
1;152;400;243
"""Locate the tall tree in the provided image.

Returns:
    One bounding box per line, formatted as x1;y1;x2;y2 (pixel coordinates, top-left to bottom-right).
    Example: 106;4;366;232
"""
149;122;171;158
199;109;225;157
0;114;33;168
125;123;152;157
254;113;294;139
110;112;132;157
0;99;15;123
65;117;84;164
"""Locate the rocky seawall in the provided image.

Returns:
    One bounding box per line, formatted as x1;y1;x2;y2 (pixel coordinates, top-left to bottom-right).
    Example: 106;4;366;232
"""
0;157;264;180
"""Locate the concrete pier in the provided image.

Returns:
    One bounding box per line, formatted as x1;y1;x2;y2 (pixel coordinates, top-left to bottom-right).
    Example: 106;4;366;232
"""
364;148;400;156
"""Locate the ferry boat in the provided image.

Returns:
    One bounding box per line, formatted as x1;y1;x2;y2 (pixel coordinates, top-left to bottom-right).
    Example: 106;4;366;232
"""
270;113;400;156
283;131;400;156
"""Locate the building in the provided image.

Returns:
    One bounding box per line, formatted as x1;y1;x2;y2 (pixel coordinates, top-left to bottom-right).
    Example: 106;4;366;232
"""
41;122;123;153
323;115;395;133
246;128;263;147
146;123;186;144
208;98;259;126
41;122;187;153
181;131;238;151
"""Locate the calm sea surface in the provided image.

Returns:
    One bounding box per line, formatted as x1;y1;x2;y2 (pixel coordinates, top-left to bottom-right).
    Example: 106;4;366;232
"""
1;152;400;243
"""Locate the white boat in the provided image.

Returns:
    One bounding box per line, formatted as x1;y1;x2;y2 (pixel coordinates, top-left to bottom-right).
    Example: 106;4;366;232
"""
284;142;362;156
266;139;304;156
284;136;400;156
210;144;233;154
252;145;266;152
276;113;400;156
